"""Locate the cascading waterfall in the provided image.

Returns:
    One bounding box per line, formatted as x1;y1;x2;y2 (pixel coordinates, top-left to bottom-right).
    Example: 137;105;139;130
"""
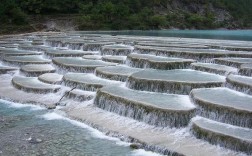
94;90;195;128
18;45;46;52
52;60;97;73
190;94;252;128
83;44;101;51
190;64;238;76
62;79;102;92
126;77;223;95
1;32;252;156
239;68;252;77
95;71;127;82
135;46;252;63
65;43;84;50
190;117;252;155
225;81;252;95
45;40;63;48
126;57;192;70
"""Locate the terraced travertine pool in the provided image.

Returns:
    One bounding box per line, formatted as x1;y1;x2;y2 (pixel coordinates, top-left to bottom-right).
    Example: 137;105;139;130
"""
0;32;251;156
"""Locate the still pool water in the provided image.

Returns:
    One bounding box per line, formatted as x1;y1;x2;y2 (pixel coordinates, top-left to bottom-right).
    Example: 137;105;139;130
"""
0;99;159;156
72;30;252;41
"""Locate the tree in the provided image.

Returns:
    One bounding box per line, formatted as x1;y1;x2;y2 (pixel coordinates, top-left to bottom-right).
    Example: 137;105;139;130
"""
0;0;27;25
149;15;167;29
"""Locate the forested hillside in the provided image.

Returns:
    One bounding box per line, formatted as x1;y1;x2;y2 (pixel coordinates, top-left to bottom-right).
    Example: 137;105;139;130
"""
0;0;251;34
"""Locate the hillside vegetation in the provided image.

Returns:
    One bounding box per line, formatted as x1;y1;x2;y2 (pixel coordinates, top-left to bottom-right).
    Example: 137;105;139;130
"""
0;0;251;34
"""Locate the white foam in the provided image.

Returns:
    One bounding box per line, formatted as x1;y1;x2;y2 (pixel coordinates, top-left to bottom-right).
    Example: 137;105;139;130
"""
130;149;163;156
0;99;44;110
64;117;131;146
40;112;65;120
40;111;131;147
29;105;45;111
116;141;131;146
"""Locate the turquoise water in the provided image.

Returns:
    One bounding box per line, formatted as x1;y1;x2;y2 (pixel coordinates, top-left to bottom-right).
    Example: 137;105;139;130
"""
0;100;154;156
73;30;252;41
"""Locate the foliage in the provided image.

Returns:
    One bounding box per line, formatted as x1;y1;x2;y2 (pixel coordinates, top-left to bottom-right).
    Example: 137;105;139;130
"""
211;0;252;26
0;0;27;25
0;0;251;32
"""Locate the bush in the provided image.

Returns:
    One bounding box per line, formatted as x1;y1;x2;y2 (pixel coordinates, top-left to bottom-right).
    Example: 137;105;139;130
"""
0;0;27;25
149;15;167;29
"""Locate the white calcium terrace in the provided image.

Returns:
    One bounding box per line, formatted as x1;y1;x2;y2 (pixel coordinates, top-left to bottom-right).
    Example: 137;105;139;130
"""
63;73;121;91
101;55;127;64
12;76;61;93
0;32;252;155
95;65;142;81
127;53;195;70
135;45;252;61
38;73;63;84
214;57;252;68
82;55;102;60
95;85;196;127
191;63;238;75
239;63;252;76
190;87;252;128
52;57;117;72
44;49;99;57
127;69;225;94
66;89;95;102
226;74;252;95
191;116;252;155
0;49;42;56
20;64;56;76
101;44;134;56
4;55;51;65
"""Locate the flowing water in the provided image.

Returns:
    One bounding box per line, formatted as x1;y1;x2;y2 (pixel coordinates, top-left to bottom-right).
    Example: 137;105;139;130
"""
1;30;252;155
0;99;160;156
72;30;252;41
